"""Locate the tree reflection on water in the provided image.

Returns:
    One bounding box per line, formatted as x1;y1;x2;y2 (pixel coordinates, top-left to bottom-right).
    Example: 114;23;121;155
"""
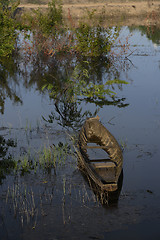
39;55;130;129
0;46;130;130
129;25;160;45
0;56;23;114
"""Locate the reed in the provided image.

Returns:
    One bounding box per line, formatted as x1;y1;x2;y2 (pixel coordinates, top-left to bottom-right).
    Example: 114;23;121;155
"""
13;142;73;175
5;183;48;228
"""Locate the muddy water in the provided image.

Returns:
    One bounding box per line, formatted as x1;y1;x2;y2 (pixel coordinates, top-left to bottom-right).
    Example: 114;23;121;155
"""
0;26;160;239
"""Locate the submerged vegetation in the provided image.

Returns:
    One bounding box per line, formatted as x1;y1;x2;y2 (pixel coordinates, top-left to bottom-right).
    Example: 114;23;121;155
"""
15;141;73;175
0;137;73;183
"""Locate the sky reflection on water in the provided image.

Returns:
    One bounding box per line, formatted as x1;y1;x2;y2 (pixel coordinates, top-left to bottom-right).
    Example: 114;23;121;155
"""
0;26;160;239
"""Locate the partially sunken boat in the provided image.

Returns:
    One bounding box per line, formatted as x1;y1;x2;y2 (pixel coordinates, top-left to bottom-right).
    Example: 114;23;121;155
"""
77;116;123;192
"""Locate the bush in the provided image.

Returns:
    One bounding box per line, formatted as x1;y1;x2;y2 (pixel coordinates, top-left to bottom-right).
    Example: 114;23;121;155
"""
0;0;20;57
75;23;115;57
72;8;119;57
33;0;63;35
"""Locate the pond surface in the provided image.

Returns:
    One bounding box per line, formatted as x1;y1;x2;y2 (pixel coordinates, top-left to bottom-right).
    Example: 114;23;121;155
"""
0;25;160;240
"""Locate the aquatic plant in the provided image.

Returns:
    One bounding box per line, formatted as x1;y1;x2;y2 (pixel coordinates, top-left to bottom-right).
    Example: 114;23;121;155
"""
6;183;39;226
38;145;55;170
13;142;73;175
119;138;127;151
15;154;32;175
38;142;72;171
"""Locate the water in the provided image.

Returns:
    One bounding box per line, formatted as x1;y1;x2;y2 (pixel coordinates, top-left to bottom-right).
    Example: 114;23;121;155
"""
0;26;160;239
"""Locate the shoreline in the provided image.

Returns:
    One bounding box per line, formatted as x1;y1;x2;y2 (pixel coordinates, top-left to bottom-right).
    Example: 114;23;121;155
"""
19;1;160;26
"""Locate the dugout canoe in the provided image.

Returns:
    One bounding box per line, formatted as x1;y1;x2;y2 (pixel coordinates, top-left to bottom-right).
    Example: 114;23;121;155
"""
77;116;123;192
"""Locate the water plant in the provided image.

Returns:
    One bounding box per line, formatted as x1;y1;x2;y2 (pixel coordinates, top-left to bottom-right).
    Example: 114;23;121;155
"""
6;183;40;227
38;145;55;170
119;138;127;151
15;154;32;175
12;142;73;176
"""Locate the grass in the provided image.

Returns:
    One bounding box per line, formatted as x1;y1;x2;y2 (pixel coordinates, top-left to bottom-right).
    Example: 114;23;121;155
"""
4;170;98;228
119;138;127;151
13;142;73;175
6;183;44;227
20;0;160;4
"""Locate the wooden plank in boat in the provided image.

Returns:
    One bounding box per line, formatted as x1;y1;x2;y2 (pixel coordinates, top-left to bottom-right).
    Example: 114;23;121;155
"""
92;162;115;169
85;146;107;149
90;158;113;162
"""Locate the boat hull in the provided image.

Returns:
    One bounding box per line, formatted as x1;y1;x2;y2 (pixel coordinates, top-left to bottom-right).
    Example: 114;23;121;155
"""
78;116;123;192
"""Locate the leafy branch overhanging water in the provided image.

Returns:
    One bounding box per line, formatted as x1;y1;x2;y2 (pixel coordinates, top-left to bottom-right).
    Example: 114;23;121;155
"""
0;0;130;183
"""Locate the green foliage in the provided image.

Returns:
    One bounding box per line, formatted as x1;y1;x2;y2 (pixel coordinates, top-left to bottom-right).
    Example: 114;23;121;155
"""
15;154;32;175
73;68;128;100
0;135;17;184
21;5;120;57
75;24;113;57
0;136;16;159
0;55;23;114
13;142;72;175
42;62;128;103
74;9;119;57
33;0;63;34
0;0;63;57
48;0;62;26
0;0;20;57
0;158;16;184
0;1;119;58
129;25;160;45
39;142;70;170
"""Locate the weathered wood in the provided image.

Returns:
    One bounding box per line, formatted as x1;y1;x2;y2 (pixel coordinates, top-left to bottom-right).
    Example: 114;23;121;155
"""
89;158;114;163
85;145;107;149
77;116;123;192
92;162;115;169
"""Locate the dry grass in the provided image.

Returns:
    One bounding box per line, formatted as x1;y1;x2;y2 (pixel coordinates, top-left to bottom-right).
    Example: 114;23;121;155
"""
20;0;160;3
19;0;160;27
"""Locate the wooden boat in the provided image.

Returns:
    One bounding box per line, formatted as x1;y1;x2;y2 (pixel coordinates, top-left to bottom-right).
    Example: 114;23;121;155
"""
77;116;123;192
